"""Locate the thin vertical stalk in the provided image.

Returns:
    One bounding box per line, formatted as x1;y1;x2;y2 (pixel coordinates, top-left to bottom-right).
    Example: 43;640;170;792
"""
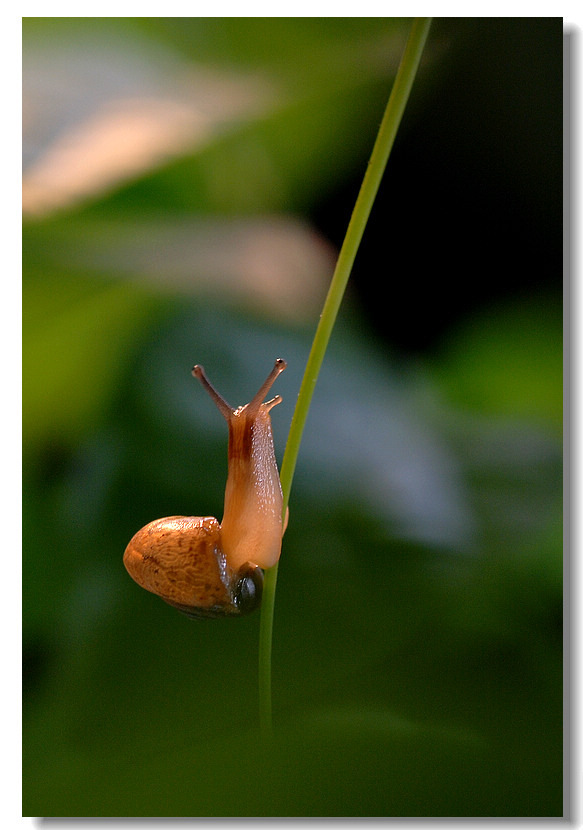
258;17;432;737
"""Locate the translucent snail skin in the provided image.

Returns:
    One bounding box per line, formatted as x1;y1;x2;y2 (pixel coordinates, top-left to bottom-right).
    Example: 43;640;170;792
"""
123;359;287;618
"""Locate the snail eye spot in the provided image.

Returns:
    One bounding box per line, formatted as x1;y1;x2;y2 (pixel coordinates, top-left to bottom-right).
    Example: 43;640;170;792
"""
233;564;263;614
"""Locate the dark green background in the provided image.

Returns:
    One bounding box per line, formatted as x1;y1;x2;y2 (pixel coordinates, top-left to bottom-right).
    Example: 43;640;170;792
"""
23;18;563;816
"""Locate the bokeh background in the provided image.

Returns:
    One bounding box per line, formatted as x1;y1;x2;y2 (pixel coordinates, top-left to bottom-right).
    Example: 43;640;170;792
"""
23;17;563;817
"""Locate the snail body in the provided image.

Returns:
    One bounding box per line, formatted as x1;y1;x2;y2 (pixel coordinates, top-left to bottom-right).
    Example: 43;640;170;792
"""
123;359;287;618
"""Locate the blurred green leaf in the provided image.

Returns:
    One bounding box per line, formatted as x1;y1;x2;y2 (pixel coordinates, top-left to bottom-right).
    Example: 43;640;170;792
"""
435;294;562;431
23;17;412;219
23;269;161;454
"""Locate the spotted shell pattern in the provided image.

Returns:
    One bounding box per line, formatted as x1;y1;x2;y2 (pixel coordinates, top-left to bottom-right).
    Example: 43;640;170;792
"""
124;516;247;617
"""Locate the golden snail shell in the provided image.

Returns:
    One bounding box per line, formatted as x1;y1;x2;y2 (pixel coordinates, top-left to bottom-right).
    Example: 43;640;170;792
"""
123;359;286;618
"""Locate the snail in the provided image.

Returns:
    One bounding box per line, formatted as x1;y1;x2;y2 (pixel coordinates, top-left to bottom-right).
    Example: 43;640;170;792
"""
123;358;287;619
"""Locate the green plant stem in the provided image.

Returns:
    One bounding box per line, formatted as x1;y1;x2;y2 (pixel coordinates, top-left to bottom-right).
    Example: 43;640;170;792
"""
258;16;432;738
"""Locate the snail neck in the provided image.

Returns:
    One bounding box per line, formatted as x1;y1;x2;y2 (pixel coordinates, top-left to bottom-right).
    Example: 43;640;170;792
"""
220;406;283;571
